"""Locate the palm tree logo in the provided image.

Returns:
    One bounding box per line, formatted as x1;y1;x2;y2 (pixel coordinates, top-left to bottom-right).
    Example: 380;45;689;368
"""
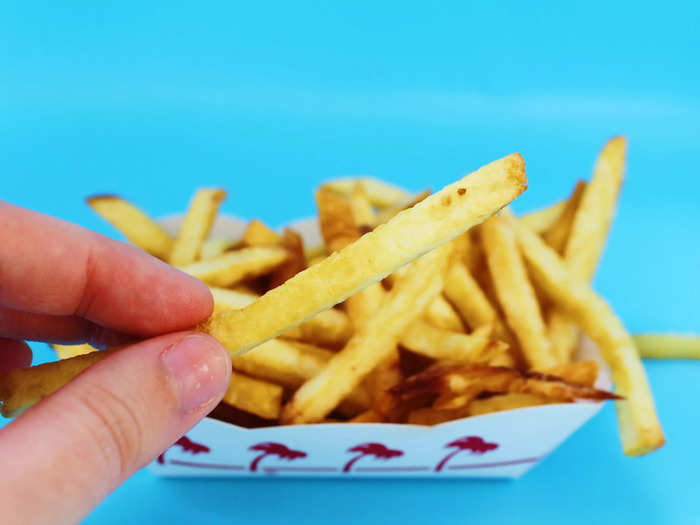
157;435;210;464
435;436;498;472
248;442;307;472
343;442;404;473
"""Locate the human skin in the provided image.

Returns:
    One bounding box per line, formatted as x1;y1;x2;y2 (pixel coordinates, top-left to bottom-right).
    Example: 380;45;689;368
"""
0;201;232;523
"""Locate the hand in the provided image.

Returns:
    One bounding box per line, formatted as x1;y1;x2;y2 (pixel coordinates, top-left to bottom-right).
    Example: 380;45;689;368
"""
0;202;232;523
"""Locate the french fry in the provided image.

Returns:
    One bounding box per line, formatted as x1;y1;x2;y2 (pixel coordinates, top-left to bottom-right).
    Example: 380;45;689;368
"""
348;183;376;229
222;370;283;420
303;243;327;262
200;238;236;260
241;219;282;247
169;188;227;265
210;286;259;313
517;200;567;234
349;409;384;423
423;295;464;332
323;177;412;207
509;212;664;456
269;228;307;288
468;393;550;416
548;138;627;362
178;246;288;287
316;188;360;253
407;406;470;426
86;195;173;259
546;360;598;387
281;243;452;424
633;334;700;359
399;322;498;364
481;215;556;370
543;180;586;254
373;189;432;225
366;351;403;418
51;343;97;360
0;349;116;417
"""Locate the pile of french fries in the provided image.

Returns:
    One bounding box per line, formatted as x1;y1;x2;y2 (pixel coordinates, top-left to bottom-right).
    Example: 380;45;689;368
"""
5;142;696;457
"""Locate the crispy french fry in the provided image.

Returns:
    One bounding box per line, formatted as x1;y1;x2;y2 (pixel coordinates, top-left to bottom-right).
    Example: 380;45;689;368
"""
86;195;173;259
468;393;550;416
399;322;497;363
323;177;412;207
169;188;227;265
222;370;283;420
509;212;664;456
241;219;282;247
179;246;288;287
0;349;116;417
281;243;452;424
269;228;307;288
517;200;567;234
200;238;236;260
633;334;700;359
348;183;376;229
424;295;464;332
543;180;587;254
407;406;470;425
51;343;97;360
481;215;556;370
549;138;627;362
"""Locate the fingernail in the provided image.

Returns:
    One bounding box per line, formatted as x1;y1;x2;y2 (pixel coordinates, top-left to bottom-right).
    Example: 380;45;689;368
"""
162;334;231;412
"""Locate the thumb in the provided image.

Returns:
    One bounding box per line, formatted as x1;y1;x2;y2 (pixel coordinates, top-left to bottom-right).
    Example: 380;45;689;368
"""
0;331;231;523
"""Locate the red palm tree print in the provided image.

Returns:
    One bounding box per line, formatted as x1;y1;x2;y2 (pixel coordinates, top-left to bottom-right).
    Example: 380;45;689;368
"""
157;436;210;464
248;442;307;472
343;443;403;473
435;436;498;471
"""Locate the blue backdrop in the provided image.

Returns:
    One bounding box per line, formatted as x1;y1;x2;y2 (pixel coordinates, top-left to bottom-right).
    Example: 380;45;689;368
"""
1;2;698;523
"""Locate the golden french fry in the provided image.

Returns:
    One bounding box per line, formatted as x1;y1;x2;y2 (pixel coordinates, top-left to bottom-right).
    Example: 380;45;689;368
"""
86;195;173;259
0;349;116;417
169;188;227;265
517;200;566;234
269;228;307;288
424;295;464;332
509;213;664;456
407;406;470;426
546;360;598;387
543;180;587;254
316;188;360;253
350;409;384;423
468;393;550;416
549;138;627;362
323;177;412;207
210;286;259;313
51;343;96;360
633;334;700;359
367;350;403;418
222;370;283;420
200;238;236;260
281;243;452;424
348;183;376;229
399;322;496;363
481;215;556;370
241;219;282;247
179;246;288;287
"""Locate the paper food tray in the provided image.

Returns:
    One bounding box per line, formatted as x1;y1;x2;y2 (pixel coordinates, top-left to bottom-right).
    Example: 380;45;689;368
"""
149;214;611;479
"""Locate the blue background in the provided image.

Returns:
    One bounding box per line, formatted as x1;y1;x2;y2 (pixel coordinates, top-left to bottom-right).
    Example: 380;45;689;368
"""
1;1;699;523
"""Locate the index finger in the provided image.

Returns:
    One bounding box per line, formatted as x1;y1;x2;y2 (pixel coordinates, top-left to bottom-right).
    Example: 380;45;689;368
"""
0;202;213;336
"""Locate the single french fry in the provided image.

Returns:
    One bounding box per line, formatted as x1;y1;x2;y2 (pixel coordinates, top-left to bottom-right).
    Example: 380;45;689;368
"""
222;370;283;420
407;406;470;425
399;322;497;364
51;343;97;360
350;409;384;423
509;213;664;456
200;238;236;260
86;195;173;259
348;183;376;229
543;180;587;254
424;295;464;332
549;138;627;362
241;219;282;247
633;334;700;359
517;200;566;234
0;349;116;417
468;393;550;416
323;177;412;207
169;188;227;266
178;246;288;287
481;215;556;370
281;243;452;424
269;228;307;288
